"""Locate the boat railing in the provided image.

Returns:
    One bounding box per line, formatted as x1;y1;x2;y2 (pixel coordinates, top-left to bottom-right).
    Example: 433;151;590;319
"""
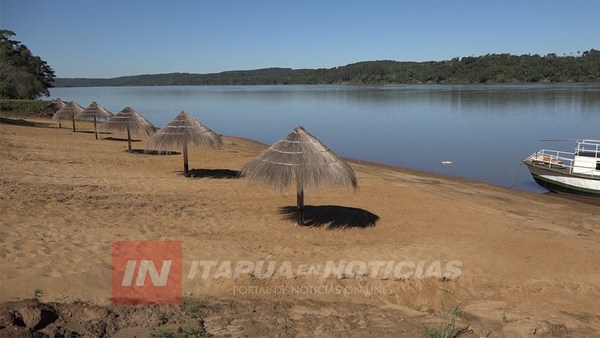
576;139;600;158
527;148;599;177
527;149;575;173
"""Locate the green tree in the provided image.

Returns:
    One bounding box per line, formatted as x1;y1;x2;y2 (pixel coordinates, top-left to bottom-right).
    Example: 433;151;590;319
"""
0;30;55;99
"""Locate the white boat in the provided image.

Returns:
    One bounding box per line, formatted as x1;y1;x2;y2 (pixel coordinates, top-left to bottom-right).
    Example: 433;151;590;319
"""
523;139;600;196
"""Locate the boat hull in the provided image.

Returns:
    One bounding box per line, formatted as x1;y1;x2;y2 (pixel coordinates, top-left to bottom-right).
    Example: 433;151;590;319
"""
524;163;600;197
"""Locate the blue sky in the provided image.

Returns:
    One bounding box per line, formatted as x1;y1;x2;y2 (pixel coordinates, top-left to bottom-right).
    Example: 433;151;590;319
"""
1;0;598;78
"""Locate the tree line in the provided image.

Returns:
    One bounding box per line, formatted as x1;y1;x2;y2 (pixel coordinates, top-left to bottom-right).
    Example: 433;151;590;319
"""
55;50;600;87
0;30;55;99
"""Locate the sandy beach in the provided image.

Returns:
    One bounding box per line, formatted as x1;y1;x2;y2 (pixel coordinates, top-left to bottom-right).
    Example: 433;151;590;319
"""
1;117;600;337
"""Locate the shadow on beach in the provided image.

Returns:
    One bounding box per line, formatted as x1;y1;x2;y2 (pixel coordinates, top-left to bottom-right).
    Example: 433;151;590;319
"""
182;168;241;179
103;136;141;142
279;205;379;229
0;116;54;128
128;149;181;155
543;191;600;207
75;130;111;135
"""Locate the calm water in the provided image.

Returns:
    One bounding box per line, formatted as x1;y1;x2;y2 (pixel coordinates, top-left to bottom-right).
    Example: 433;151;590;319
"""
49;84;600;192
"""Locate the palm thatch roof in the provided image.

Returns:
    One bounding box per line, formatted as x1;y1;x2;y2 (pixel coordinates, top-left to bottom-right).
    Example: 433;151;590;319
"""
241;126;357;225
241;126;358;191
100;107;157;152
52;101;84;121
147;111;223;177
147;111;223;150
48;98;67;111
75;101;113;121
100;107;156;136
75;102;114;139
52;101;85;131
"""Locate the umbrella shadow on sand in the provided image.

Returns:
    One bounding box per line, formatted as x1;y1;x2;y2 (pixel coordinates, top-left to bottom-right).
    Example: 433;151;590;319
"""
128;149;181;155
180;168;241;179
76;130;111;135
103;136;141;142
279;205;379;229
0;117;53;128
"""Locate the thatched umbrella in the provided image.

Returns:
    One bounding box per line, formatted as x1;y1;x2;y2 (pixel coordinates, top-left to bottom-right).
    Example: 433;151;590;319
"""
75;102;114;139
52;101;84;131
241;126;358;225
147;111;223;177
48;98;67;127
49;98;67;109
49;99;67;128
100;107;157;152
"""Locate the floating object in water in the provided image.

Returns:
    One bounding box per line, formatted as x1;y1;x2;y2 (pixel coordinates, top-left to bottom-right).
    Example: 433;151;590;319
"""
441;161;453;165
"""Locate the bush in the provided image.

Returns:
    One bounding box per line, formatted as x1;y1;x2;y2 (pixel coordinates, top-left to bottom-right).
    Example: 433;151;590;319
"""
0;99;52;118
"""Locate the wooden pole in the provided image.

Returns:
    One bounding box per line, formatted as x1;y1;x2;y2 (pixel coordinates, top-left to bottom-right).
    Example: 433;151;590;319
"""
94;116;98;140
296;186;304;225
72;117;76;132
183;143;189;177
58;121;62;128
127;125;132;153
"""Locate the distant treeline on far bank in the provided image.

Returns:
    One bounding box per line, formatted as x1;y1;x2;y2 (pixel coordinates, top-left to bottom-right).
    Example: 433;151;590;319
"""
55;49;600;87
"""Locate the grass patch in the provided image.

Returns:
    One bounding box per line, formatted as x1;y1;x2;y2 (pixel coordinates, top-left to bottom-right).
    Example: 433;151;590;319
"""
151;327;206;337
423;305;470;338
184;299;207;319
150;329;172;338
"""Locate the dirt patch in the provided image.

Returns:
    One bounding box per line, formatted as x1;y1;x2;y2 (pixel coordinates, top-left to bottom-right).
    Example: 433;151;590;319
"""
0;298;441;337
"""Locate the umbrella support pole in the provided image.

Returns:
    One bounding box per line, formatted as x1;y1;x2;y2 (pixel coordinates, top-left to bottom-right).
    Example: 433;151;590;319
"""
297;188;304;225
127;125;132;153
58;121;62;129
183;143;189;177
72;118;76;132
94;116;98;140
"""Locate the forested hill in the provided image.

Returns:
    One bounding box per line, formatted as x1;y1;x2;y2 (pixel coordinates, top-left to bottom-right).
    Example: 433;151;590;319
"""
55;50;600;87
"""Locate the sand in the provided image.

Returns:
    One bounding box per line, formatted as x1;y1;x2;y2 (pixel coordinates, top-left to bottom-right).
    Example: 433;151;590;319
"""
1;117;599;337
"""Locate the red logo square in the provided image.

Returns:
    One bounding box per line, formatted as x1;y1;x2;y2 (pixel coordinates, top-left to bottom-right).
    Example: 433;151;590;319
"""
112;241;182;305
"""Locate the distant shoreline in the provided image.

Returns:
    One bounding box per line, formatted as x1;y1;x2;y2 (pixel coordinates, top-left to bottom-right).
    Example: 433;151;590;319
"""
53;81;598;88
54;50;600;87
